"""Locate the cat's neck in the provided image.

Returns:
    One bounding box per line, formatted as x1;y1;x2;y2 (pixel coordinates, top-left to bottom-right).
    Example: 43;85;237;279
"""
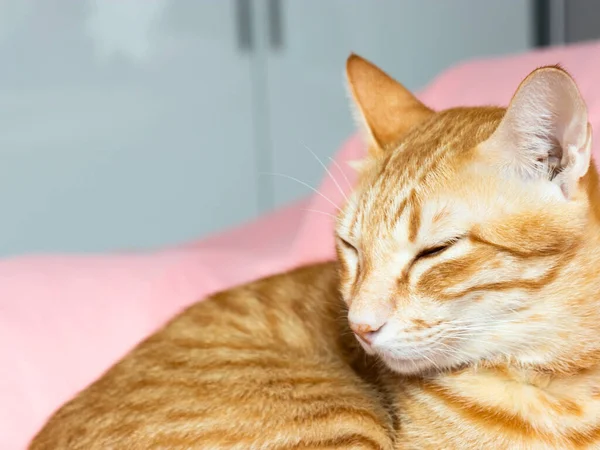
412;362;600;448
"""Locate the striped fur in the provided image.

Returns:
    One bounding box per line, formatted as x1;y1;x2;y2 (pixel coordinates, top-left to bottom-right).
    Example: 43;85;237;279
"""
31;56;600;449
30;263;395;449
337;56;600;448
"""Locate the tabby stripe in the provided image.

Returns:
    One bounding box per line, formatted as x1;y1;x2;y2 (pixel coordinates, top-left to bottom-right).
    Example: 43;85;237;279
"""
226;319;253;335
391;197;408;229
278;393;380;408
424;381;600;447
407;195;421;243
214;294;252;315
150;428;253;448
564;424;600;448
129;377;203;391
439;259;562;301
157;357;297;373
291;404;384;429
386;143;449;232
152;423;388;449
277;433;386;450
170;338;273;352
422;382;545;440
470;232;579;258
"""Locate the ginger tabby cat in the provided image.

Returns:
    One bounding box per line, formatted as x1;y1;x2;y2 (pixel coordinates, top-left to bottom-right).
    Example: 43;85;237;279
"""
31;55;600;449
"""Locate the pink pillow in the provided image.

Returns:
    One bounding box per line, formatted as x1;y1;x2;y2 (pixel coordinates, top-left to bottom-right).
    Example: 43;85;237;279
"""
4;39;600;449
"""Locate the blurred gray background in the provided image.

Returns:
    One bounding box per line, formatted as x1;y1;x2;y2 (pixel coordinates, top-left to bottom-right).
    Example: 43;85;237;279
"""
0;0;593;256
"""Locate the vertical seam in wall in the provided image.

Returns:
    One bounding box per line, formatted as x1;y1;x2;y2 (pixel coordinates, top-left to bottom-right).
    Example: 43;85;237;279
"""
548;0;566;45
249;0;274;214
533;0;549;47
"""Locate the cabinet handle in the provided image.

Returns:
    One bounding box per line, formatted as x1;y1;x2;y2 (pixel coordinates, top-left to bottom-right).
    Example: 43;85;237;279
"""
235;0;253;52
267;0;283;51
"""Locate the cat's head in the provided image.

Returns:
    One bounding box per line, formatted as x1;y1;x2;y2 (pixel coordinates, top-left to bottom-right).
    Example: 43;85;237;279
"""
337;55;600;376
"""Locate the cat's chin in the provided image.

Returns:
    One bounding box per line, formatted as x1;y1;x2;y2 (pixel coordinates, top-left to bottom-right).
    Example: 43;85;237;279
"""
378;352;453;376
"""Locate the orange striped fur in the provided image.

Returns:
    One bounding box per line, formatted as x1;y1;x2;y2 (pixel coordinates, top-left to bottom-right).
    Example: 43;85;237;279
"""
338;55;600;449
30;263;394;449
30;55;600;449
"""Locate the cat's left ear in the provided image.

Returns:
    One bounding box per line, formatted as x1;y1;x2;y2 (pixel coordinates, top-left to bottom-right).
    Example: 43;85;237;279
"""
346;54;434;158
481;65;592;199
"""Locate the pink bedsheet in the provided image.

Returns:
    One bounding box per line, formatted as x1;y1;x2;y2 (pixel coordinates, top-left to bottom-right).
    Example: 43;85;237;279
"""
4;40;600;449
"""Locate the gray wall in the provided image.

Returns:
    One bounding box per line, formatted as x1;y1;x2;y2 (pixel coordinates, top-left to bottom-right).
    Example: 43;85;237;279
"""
0;1;533;257
563;0;600;44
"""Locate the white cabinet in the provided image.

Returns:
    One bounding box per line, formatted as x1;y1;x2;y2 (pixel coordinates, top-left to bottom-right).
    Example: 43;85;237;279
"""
0;0;259;255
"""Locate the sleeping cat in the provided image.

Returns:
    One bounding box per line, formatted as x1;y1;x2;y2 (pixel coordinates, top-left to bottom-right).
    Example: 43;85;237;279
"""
30;55;600;449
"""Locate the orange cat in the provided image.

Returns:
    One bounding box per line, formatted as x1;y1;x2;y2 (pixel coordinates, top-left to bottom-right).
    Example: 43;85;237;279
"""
30;55;600;449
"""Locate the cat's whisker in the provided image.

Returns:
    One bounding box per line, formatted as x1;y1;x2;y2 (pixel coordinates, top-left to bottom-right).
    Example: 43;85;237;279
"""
260;172;341;212
328;156;354;192
303;144;349;203
301;209;338;220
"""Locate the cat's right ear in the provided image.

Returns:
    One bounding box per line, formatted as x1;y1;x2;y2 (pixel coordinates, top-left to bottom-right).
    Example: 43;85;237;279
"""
345;54;434;158
480;65;591;199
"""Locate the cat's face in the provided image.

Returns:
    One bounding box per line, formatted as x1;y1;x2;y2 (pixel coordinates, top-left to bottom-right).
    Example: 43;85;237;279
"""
338;55;593;375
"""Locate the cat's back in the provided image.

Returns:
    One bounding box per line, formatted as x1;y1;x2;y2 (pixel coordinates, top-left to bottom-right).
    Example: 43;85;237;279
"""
30;262;394;450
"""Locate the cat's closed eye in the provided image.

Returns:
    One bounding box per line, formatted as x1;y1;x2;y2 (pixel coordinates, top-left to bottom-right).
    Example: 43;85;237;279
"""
337;236;358;253
415;237;462;260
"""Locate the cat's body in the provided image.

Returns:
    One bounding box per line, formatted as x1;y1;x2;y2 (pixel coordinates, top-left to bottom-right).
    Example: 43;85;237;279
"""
31;56;600;449
30;260;600;450
30;263;396;450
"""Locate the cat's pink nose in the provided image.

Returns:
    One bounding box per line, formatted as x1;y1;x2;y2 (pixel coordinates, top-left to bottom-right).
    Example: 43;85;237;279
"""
350;322;384;345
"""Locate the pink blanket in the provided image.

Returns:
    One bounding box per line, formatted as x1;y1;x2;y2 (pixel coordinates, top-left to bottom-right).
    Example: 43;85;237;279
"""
4;40;600;449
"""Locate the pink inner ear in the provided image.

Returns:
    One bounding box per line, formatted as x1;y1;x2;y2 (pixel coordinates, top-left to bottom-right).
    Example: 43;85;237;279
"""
481;67;590;186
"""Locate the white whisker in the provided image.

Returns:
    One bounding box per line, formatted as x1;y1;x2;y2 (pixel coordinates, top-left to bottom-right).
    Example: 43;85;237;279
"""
328;156;354;191
303;144;348;202
301;209;338;220
260;172;341;212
